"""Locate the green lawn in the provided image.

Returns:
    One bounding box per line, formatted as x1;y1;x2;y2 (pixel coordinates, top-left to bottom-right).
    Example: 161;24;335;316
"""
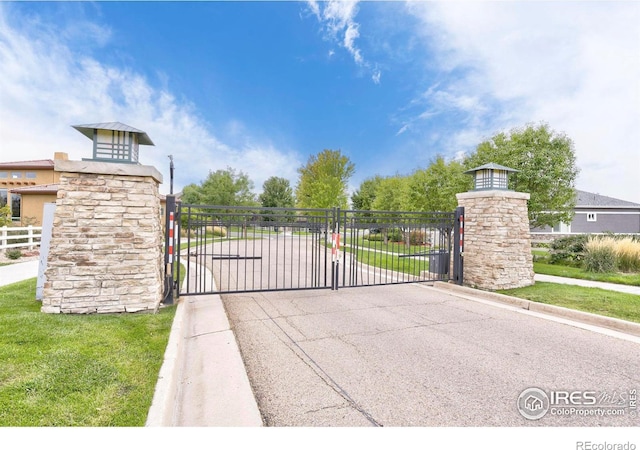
0;279;175;426
342;246;433;277
344;236;440;255
499;282;640;323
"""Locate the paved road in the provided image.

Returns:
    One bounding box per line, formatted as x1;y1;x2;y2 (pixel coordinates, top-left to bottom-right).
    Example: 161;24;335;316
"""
223;283;640;427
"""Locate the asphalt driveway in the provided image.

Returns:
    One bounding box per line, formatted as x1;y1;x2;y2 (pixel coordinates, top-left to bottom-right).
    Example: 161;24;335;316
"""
222;283;640;427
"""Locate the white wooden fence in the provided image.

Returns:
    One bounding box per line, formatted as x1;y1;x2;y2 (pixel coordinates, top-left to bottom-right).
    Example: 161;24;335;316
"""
0;226;42;251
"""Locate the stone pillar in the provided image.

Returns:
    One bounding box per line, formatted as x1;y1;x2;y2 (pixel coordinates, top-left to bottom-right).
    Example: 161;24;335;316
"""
456;190;534;290
42;160;164;314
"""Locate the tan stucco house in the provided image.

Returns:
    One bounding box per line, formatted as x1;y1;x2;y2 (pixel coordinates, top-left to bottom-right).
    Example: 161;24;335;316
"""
0;152;68;225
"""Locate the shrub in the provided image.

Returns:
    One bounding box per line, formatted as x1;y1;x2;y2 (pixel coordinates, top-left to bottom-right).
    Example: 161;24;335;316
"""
388;228;403;242
206;226;227;237
409;230;428;246
583;237;617;273
5;249;22;260
549;234;589;266
613;238;640;272
0;205;11;227
364;228;403;242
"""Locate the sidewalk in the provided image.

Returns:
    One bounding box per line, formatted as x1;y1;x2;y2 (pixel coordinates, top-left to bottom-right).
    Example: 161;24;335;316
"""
145;261;263;426
0;259;39;287
534;273;640;295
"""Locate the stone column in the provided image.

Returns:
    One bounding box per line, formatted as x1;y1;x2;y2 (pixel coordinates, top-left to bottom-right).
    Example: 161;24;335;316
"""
42;160;164;314
456;190;534;290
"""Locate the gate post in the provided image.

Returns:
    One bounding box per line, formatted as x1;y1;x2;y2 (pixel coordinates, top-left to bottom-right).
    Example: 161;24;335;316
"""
163;194;176;305
455;190;534;290
452;206;464;285
331;208;340;290
174;203;182;298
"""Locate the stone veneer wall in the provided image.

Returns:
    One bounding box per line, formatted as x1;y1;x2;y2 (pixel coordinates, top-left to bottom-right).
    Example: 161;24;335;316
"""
42;160;163;314
456;190;534;290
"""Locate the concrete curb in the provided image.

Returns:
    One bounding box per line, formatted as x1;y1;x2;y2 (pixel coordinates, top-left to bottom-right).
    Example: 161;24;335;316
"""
432;281;640;338
145;260;263;427
145;298;186;427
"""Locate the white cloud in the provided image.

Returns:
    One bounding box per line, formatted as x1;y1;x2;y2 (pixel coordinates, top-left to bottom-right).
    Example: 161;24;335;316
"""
0;5;302;195
371;68;381;85
406;1;640;203
306;0;381;84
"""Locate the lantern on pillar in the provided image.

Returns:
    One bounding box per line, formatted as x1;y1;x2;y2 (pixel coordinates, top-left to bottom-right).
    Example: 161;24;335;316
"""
72;122;154;164
464;162;518;191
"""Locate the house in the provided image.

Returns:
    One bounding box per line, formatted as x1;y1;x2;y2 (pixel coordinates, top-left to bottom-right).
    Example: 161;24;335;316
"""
0;152;68;225
1;150;169;226
531;190;640;237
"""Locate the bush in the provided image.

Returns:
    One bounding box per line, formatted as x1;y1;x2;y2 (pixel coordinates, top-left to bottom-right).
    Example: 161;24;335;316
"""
206;226;227;237
409;231;428;246
583;237;617;273
613;238;640;272
364;228;403;242
549;234;589;266
5;249;22;260
0;205;11;227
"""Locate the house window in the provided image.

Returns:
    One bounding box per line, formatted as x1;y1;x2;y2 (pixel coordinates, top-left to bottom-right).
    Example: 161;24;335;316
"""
11;193;21;220
0;189;7;207
26;172;37;179
587;213;597;222
11;172;22;179
0;172;7;179
552;222;571;233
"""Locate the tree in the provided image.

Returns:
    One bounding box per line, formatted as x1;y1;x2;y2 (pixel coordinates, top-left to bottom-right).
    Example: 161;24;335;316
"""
295;149;355;210
181;167;257;207
406;156;472;212
370;175;412;245
371;175;409;212
259;177;295;209
0;204;11;227
351;175;383;211
464;123;579;228
259;176;295;225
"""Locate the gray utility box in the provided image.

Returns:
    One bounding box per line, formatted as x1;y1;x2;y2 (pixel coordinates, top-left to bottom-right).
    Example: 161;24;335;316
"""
429;251;450;274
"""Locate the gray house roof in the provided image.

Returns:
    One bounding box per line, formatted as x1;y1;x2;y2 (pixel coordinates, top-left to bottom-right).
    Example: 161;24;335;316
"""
575;190;640;208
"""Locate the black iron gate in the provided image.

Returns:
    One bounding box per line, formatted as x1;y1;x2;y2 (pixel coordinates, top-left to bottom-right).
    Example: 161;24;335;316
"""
336;209;461;288
168;204;463;297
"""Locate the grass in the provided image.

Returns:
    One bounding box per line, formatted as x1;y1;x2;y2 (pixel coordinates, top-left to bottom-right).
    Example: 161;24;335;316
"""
499;282;640;323
343;246;433;277
345;236;439;255
0;279;175;426
533;261;640;286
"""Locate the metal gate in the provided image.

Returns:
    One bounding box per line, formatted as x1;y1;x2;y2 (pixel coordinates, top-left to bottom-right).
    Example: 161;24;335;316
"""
169;204;463;297
336;209;462;288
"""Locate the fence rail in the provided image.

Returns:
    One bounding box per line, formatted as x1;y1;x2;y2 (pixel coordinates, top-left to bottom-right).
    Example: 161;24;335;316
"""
0;226;42;251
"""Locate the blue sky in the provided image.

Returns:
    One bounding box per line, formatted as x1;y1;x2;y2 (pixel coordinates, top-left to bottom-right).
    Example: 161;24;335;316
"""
1;1;639;203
